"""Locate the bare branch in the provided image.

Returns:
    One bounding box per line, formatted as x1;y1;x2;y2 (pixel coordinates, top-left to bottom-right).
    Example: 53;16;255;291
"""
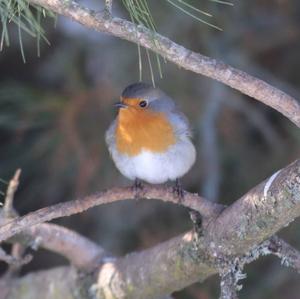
26;0;300;127
3;169;21;217
26;223;106;270
5;243;27;277
206;159;300;256
0;185;223;244
268;236;300;273
5;223;107;270
0;160;299;298
0;246;31;266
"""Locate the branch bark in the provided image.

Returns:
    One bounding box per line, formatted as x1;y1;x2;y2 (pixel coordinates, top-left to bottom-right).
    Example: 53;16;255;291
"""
21;223;106;270
27;0;300;127
0;185;223;244
207;159;300;256
1;160;299;299
268;236;300;272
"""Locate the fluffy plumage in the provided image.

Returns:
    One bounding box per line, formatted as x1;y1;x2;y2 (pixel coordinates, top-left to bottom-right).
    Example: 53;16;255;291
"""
105;83;196;184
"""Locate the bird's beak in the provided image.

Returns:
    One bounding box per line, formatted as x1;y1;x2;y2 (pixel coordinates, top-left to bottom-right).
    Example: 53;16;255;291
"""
114;102;127;109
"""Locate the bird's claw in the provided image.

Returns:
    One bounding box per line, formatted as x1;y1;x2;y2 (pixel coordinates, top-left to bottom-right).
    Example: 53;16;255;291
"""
172;178;185;202
132;179;144;199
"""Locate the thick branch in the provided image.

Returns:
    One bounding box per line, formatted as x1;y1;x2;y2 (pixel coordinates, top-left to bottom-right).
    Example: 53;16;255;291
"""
94;231;216;299
207;159;300;256
21;223;106;270
4;267;79;299
91;160;300;298
28;0;300;127
0;160;299;297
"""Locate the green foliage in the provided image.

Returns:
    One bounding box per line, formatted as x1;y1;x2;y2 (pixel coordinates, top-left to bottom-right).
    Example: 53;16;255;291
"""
0;0;55;61
0;0;232;77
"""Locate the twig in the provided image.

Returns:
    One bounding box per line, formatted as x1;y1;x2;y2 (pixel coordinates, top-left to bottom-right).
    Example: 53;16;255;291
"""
3;169;21;217
0;246;31;266
268;236;300;273
0;247;16;264
0;218;107;270
5;243;26;277
0;185;223;244
28;0;300;127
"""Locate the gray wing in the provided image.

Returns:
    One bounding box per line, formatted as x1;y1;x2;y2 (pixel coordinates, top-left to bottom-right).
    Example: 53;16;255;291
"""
149;96;192;138
167;107;193;139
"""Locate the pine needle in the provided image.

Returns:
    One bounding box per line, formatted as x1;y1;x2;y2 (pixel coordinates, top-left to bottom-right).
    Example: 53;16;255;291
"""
146;49;155;86
210;0;233;6
18;4;26;62
175;0;212;17
122;0;162;85
166;0;222;31
120;0;232;80
0;178;8;185
0;0;54;58
138;43;142;81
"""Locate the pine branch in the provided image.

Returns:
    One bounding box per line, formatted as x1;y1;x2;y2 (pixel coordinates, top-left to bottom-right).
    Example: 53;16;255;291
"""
25;0;300;127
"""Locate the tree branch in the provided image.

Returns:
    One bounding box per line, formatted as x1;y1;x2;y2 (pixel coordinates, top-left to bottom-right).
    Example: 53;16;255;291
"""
207;159;300;256
268;236;300;273
91;159;300;298
27;0;300;127
3;169;21;217
0;219;106;270
0;185;223;244
21;223;106;270
1;159;299;298
0;246;31;266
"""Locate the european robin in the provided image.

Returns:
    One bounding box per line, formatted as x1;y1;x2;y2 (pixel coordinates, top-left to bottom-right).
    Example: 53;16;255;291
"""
105;82;196;186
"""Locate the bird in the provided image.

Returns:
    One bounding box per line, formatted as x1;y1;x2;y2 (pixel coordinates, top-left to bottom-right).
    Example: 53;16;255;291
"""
105;82;196;190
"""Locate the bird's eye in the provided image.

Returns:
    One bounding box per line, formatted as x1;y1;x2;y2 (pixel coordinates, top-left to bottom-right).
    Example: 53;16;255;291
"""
139;100;148;108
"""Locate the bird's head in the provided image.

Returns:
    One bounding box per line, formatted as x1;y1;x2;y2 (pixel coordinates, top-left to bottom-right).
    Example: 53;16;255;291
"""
115;82;175;114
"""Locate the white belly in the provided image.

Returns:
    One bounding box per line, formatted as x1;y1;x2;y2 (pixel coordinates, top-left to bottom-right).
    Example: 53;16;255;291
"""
111;139;196;184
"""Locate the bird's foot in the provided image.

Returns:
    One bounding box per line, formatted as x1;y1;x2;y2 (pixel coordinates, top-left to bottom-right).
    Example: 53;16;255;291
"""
132;178;144;199
172;178;185;202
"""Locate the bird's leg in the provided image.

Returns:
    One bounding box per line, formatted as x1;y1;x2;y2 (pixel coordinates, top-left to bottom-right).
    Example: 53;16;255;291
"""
172;178;185;201
132;178;144;199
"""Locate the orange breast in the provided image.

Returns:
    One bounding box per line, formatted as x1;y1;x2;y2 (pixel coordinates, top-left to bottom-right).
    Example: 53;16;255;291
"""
116;108;176;156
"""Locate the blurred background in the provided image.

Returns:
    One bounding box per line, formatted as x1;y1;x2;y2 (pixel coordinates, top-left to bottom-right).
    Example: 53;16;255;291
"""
0;0;300;298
